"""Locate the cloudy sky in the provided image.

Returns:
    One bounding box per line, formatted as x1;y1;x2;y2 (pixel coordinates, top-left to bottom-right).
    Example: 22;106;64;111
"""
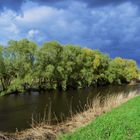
0;0;140;66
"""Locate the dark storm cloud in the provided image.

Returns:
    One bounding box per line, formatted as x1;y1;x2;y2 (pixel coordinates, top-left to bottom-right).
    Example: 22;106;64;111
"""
81;0;132;7
0;0;23;10
0;0;140;66
0;0;140;11
0;0;64;11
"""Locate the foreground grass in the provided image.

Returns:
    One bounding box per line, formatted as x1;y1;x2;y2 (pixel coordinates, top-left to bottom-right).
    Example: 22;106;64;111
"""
0;92;137;140
60;96;140;140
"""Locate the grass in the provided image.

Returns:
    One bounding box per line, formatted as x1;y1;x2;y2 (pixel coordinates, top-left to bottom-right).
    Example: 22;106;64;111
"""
0;92;138;140
60;95;140;140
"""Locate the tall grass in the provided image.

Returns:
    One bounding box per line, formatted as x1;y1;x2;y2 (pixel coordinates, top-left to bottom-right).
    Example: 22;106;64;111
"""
0;91;138;140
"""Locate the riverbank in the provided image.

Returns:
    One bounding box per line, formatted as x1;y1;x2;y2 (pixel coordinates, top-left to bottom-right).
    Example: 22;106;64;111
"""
0;91;138;140
60;94;140;140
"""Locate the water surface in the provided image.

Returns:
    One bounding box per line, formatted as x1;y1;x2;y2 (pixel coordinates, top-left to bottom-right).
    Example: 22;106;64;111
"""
0;84;139;132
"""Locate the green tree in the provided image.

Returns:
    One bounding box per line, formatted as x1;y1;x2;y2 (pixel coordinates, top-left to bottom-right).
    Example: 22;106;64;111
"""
0;39;139;95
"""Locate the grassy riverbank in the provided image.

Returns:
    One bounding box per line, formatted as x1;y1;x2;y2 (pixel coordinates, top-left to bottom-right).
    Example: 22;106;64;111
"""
60;95;140;140
0;92;138;140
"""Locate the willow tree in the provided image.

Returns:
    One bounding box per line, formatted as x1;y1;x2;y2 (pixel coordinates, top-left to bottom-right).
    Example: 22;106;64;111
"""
0;39;139;95
35;41;63;89
106;57;138;84
0;39;37;93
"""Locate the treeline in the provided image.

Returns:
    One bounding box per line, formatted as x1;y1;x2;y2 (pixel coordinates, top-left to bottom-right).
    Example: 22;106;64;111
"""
0;39;139;95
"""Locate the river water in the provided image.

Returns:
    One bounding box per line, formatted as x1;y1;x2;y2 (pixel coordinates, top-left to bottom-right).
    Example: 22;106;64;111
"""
0;84;139;132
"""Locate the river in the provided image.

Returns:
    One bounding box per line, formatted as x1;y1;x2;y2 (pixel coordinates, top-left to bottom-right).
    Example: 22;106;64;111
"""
0;84;139;132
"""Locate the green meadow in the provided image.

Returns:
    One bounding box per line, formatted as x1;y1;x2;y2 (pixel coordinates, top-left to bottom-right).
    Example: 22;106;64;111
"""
60;96;140;140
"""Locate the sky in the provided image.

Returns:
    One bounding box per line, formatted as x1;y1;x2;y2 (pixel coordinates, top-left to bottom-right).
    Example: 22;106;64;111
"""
0;0;140;66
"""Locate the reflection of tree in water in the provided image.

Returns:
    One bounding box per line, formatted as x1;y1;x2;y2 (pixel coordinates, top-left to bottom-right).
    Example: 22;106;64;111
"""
0;84;139;132
35;84;140;125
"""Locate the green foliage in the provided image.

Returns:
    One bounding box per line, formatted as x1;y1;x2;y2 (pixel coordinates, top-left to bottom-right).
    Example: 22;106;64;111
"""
106;57;138;84
0;39;139;95
60;96;140;140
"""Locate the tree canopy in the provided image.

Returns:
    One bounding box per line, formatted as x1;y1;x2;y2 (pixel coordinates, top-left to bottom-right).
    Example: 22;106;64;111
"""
0;39;139;95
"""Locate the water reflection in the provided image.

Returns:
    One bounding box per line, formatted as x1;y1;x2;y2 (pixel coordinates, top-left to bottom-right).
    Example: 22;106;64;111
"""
0;84;139;132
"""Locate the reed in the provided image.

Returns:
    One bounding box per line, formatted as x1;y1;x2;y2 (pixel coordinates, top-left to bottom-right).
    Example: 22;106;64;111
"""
0;91;138;140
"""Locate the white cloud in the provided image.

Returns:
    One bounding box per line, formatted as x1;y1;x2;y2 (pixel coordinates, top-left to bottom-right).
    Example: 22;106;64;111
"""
0;1;140;64
0;1;139;46
28;29;40;38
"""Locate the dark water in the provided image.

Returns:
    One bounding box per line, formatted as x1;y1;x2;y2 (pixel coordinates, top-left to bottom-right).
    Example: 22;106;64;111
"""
0;84;139;132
